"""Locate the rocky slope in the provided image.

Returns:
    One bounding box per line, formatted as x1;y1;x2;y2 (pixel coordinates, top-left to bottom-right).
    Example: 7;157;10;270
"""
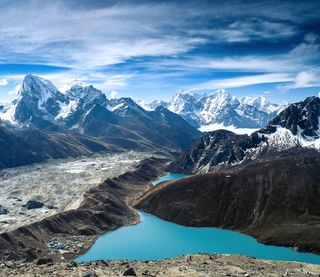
170;96;320;173
0;126;121;170
0;75;201;152
136;149;320;255
1;254;320;277
148;89;285;129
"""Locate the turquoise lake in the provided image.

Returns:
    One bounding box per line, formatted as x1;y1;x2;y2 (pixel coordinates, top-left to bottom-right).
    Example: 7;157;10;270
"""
75;173;320;265
151;172;189;185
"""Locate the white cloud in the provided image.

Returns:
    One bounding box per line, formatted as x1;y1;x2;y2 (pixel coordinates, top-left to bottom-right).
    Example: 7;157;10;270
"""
279;71;320;90
8;84;21;95
110;91;118;99
0;1;315;70
187;57;294;72
1;71;133;97
191;73;293;90
0;0;318;100
0;2;208;69
0;79;8;86
210;19;296;42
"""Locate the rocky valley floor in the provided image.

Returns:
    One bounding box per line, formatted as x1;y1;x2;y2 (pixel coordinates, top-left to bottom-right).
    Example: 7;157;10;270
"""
1;254;320;276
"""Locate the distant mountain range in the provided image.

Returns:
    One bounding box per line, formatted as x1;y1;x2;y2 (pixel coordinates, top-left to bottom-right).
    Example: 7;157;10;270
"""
0;75;201;156
170;96;320;173
145;89;286;130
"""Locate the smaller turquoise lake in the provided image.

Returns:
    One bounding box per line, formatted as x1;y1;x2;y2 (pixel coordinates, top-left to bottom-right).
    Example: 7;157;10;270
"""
75;173;320;265
152;173;188;185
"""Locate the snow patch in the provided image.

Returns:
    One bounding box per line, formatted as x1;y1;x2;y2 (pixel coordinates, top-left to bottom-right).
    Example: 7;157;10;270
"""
261;126;320;151
0;99;21;124
55;100;78;120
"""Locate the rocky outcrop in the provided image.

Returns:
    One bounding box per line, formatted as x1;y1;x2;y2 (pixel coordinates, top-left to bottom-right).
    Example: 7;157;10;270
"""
0;156;169;263
136;150;320;255
1;254;319;276
168;130;264;173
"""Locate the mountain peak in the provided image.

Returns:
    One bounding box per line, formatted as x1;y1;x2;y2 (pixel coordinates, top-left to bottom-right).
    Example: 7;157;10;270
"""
21;74;59;98
261;96;320;139
66;82;105;103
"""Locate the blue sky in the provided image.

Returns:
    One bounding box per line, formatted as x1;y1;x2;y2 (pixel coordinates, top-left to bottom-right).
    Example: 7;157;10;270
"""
0;0;319;103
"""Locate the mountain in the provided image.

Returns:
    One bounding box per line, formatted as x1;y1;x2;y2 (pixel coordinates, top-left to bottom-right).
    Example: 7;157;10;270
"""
148;89;285;129
135;149;320;254
170;96;320;173
82;103;201;151
62;82;108;128
10;74;68;129
0;75;201;152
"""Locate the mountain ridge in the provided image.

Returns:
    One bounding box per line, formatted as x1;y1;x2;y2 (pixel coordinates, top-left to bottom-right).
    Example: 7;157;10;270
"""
0;75;201;152
147;89;286;129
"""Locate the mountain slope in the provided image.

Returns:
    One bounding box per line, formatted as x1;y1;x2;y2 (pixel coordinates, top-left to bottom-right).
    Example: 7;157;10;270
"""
82;104;201;150
0;126;43;169
136;149;320;254
0;125;120;170
170;96;320;173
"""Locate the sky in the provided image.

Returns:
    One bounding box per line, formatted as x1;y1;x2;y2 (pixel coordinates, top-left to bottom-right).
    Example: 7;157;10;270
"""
0;0;319;103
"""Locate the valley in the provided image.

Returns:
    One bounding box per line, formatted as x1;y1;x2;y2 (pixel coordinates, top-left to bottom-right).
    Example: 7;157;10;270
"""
1;1;320;275
0;153;171;262
0;151;150;233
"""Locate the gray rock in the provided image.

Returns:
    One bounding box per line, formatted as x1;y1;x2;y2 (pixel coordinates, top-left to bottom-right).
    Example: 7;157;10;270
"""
36;257;53;265
23;200;44;209
0;205;9;215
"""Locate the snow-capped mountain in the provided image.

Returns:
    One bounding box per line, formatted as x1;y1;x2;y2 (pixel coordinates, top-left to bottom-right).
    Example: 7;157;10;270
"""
7;74;69;129
0;74;201;151
148;89;285;131
170;96;320;173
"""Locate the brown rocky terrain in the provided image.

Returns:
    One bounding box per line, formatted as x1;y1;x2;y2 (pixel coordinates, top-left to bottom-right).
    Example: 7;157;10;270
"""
1;254;319;276
135;150;320;255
